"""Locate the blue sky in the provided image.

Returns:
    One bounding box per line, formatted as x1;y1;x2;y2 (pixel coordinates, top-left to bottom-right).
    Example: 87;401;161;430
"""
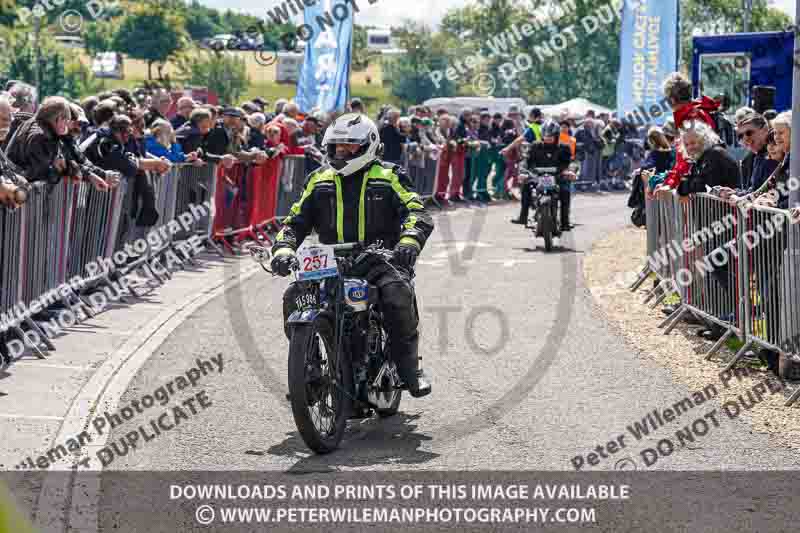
198;0;796;27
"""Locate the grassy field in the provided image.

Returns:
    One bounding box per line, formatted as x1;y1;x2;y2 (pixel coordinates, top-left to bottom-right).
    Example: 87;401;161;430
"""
76;48;400;115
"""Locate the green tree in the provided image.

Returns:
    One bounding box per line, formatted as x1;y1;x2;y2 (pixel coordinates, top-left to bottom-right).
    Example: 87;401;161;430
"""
0;0;16;27
679;0;791;67
83;20;116;58
438;0;790;107
112;6;187;80
183;2;222;41
352;25;375;72
385;22;456;104
440;0;620;105
175;48;249;104
6;0;124;28
0;30;101;98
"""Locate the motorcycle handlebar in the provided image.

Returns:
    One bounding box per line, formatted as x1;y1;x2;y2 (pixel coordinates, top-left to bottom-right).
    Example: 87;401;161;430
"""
331;242;364;256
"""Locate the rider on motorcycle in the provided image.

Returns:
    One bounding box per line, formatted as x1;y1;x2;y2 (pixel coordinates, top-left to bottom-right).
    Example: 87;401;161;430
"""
270;113;434;398
510;120;575;232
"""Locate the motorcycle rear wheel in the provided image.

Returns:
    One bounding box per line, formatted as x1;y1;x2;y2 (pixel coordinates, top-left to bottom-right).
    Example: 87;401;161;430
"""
287;316;352;454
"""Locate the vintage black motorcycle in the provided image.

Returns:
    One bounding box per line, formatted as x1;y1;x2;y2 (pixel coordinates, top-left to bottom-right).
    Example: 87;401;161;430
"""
520;167;560;252
250;242;405;453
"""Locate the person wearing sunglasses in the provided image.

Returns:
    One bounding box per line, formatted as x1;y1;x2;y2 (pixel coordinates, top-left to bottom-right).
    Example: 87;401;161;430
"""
737;112;777;192
715;112;777;200
720;112;800;371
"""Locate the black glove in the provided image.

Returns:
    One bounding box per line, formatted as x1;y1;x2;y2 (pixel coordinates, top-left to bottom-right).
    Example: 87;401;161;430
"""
270;252;297;277
393;242;419;269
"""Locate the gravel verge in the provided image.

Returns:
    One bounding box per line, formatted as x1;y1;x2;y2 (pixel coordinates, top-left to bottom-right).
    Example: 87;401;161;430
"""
583;225;800;456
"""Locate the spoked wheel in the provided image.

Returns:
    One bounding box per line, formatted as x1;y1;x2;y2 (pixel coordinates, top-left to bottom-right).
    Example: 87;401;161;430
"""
538;206;554;252
371;336;402;418
373;369;402;418
287;316;352;454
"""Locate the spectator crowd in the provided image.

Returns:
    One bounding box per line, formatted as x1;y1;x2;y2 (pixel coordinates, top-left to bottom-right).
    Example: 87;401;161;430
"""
625;71;800;378
3;71;800;372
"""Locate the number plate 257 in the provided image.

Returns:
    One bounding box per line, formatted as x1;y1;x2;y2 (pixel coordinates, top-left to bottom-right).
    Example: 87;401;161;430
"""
296;245;338;281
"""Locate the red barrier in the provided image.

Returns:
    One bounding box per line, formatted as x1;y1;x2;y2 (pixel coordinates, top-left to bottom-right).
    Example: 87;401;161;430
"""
249;156;283;241
212;157;284;252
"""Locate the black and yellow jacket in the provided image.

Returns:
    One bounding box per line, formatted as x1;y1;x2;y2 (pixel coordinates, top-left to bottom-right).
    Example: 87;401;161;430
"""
272;161;433;255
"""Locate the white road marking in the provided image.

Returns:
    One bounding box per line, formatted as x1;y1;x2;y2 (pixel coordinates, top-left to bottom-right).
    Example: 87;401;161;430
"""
0;413;64;420
13;362;90;371
487;259;539;267
35;258;263;532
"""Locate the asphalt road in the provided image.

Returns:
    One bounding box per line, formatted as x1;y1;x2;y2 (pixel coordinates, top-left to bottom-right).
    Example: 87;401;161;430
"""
106;192;798;473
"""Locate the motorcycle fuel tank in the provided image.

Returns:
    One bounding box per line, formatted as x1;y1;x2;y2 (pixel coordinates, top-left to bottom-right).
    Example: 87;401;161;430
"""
344;279;370;311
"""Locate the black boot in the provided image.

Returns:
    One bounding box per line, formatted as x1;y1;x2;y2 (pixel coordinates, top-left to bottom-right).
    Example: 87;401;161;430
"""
0;332;11;368
395;337;431;398
759;349;780;374
511;183;532;225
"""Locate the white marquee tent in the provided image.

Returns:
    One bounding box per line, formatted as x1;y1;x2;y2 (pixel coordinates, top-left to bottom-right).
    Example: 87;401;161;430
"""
538;98;614;120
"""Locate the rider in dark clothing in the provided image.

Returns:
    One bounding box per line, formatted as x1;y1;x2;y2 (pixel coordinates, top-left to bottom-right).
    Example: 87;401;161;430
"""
511;120;573;231
271;113;434;399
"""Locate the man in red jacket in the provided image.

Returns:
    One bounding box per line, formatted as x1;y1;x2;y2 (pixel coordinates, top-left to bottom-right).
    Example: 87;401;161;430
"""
656;72;720;194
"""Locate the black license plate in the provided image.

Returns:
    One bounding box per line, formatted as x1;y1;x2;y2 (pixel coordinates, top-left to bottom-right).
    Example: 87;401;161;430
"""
295;290;318;311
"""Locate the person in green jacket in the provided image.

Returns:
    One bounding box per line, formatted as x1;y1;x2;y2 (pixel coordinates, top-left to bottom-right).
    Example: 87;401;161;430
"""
271;113;435;398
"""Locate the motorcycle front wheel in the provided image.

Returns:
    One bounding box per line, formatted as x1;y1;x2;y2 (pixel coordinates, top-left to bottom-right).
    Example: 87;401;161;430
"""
537;204;554;252
287;316;352;454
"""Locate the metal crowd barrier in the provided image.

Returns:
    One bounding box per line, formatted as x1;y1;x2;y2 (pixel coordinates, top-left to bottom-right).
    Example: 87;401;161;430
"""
402;142;423;187
174;163;219;248
0;162;226;361
647;194;678;296
645;194;659;271
631;190;800;387
0;203;23;319
420;149;440;203
275;155;307;220
0;197;49;357
781;220;800;357
2;182;91;357
664;194;742;347
726;204;797;372
152;165;179;235
399;143;440;202
122;162;223;264
67;180;128;282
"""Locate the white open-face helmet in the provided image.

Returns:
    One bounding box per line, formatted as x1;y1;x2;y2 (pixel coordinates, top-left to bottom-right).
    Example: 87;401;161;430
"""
322;113;381;176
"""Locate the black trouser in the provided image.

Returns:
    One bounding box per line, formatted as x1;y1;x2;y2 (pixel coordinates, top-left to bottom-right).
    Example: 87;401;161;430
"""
517;181;535;222
282;266;421;388
559;184;571;228
132;171;159;227
518;182;571;229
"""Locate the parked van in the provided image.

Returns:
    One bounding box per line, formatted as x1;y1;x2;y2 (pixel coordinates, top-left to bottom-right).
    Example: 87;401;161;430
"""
92;52;124;80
